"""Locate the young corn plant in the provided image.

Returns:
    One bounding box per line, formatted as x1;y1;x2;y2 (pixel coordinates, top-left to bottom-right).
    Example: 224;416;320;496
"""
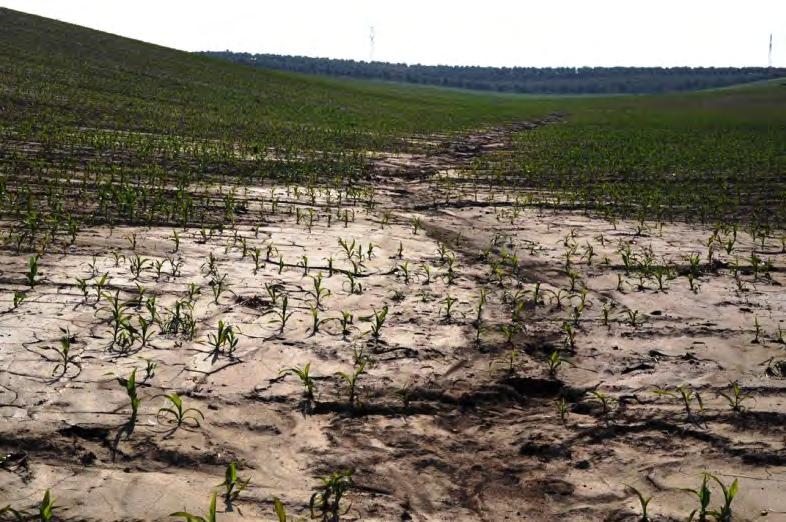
683;473;712;522
562;322;577;351
280;363;317;402
654;384;703;420
590;390;615;418
93;273;109;302
210;274;231;304
338;310;355;339
129;254;150;280
207;320;240;357
309;306;329;335
339;361;366;406
718;382;751;413
272;295;295;335
103;290;129;346
441;295;458;323
217;462;251;506
143;358;157;382
310;470;354;522
122;368;141;425
344;272;363;295
556;397;569;423
157;393;204;435
625;484;652;522
39;489;56;522
490;348;519;374
12;290;26;309
369;306;388;343
307;273;331;309
51;328;78;378
250;247;263;275
397;261;411;284
546;350;564;378
26;254;40;287
705;474;739;522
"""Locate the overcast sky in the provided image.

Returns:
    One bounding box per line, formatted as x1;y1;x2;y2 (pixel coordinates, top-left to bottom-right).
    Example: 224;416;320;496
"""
2;1;785;67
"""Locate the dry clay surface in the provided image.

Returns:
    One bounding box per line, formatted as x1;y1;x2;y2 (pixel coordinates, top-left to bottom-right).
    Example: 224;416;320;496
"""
1;128;786;521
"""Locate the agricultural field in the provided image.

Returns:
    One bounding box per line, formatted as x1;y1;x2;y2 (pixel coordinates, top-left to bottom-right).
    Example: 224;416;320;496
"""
2;7;786;522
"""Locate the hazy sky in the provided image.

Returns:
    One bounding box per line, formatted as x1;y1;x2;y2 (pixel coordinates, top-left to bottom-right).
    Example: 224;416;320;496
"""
2;1;785;67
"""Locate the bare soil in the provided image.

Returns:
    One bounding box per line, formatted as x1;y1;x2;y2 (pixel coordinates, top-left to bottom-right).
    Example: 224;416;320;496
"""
1;122;785;521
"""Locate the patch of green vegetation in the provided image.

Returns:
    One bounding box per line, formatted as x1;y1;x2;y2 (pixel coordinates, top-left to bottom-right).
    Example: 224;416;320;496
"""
509;82;786;225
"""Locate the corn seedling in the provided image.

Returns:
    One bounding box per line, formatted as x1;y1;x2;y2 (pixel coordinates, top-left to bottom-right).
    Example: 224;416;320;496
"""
624;484;652;522
683;473;712;522
207;320;240;357
654;384;703;419
339;361;366;406
217;462;250;505
556;397;569;423
562;322;576;351
93;273;109;302
339;310;354;338
490;348;519;374
26;254;40;287
718;382;751;413
397;261;411;284
590;390;615;417
411;217;422;235
706;474;739;522
122;368;141;424
546;350;564;378
369;306;388;342
32;489;55;522
310;470;354;522
250;247;262;274
128;254;149;280
309;306;328;335
280;363;317;401
12;290;26;309
162;301;196;339
307;273;331;309
171;229;180;252
143;358;157;381
624;309;641;328
441;295;458;323
272;294;294;335
210;274;230;304
157;392;204;433
51;328;78;377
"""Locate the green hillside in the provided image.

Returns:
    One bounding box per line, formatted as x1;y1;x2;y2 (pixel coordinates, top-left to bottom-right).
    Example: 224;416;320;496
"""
0;7;557;150
0;7;784;230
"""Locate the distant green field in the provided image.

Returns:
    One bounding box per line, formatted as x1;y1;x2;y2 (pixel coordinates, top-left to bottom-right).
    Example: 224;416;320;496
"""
510;83;786;225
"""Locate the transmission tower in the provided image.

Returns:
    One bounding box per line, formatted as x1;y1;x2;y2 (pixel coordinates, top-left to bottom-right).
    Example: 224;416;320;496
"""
769;33;773;68
369;26;375;62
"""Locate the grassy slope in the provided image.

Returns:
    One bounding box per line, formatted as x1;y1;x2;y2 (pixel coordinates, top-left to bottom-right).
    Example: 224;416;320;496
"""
0;7;557;147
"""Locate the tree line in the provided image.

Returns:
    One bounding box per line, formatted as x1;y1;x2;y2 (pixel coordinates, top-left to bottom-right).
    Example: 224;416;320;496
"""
200;51;786;94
